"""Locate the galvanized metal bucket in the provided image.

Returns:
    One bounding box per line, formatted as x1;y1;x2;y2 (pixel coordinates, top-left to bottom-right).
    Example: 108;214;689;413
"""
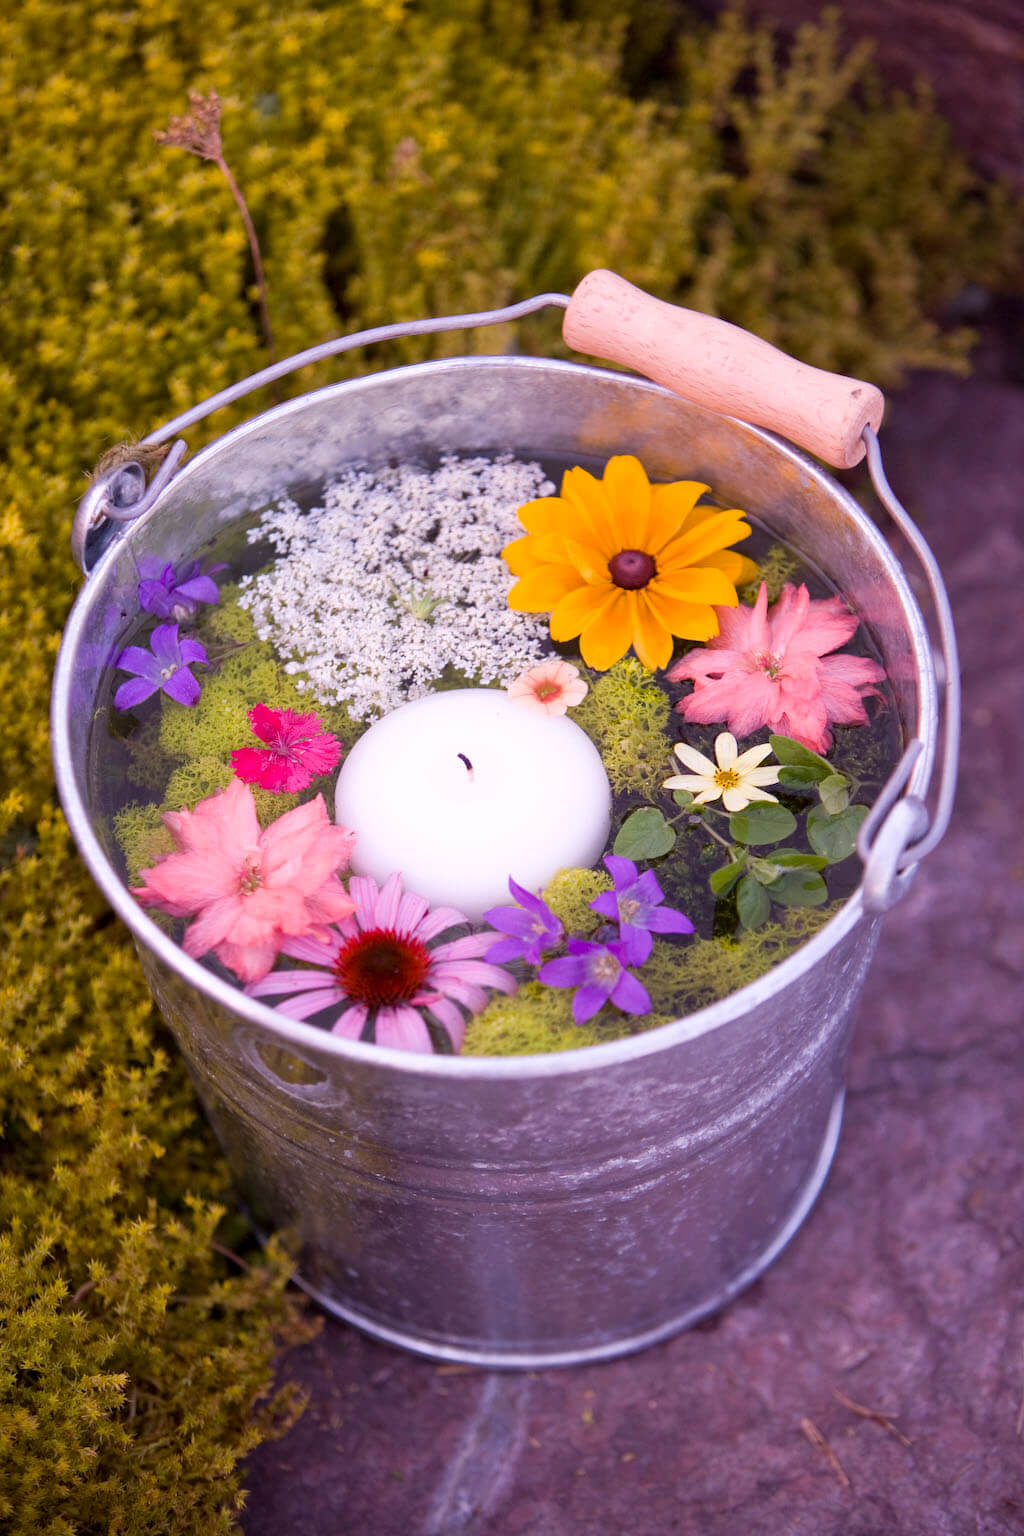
52;281;958;1366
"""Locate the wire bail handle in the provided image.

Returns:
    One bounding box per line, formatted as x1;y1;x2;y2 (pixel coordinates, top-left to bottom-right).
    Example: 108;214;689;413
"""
71;274;958;903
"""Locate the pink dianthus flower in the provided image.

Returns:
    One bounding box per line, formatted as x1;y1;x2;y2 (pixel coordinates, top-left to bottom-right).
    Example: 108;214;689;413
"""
231;703;342;793
668;582;885;754
133;778;357;982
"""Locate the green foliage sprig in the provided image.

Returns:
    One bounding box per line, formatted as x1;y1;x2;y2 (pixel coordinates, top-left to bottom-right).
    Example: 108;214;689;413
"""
614;733;870;930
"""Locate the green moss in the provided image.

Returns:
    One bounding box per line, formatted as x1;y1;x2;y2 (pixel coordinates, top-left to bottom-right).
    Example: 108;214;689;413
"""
739;542;803;604
573;657;673;796
157;593;363;770
112;802;175;885
542;866;612;936
163;754;234;807
643;904;841;1022
462;979;635;1056
202;584;259;645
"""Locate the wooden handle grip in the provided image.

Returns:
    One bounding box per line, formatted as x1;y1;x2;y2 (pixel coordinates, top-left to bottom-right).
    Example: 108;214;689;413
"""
562;269;884;469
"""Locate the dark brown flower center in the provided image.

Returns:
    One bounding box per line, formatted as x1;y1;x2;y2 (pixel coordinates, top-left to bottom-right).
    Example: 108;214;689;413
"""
334;927;432;1007
609;549;656;590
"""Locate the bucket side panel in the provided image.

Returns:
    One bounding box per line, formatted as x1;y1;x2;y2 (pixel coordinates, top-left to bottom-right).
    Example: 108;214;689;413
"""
138;916;878;1361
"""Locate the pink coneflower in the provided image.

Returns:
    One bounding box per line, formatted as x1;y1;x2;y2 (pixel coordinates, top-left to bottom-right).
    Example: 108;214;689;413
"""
247;872;517;1054
668;583;886;754
507;659;588;717
132;778;357;983
231;703;343;793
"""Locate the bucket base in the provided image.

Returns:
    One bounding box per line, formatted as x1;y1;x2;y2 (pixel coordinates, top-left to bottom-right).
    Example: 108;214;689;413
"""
273;1089;846;1370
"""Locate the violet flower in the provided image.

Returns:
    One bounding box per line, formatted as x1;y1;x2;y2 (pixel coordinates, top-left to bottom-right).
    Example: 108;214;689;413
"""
114;623;209;710
538;937;651;1026
482;877;564;966
137;557;225;621
590;855;695;967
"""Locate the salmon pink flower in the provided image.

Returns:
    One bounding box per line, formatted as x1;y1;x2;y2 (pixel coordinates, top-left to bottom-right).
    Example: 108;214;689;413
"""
247;872;517;1054
507;660;588;717
668;583;885;753
132;778;357;983
231;703;342;794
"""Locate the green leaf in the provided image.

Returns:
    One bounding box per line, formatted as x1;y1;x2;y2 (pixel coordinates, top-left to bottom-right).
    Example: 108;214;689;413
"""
769;734;833;775
778;764;828;789
672;789;695;808
749;857;784;886
728;802;797;845
613;807;676;860
750;847;829;885
709;854;746;896
768;848;829;869
818;773;851;815
736;873;771;928
806;802;868;863
769;870;830;907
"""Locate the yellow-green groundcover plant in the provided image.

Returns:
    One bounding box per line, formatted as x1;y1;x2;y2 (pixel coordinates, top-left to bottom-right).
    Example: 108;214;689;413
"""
1;0;1020;1527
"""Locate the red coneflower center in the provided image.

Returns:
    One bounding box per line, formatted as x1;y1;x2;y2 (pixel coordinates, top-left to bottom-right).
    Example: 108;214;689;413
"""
333;927;432;1007
609;549;656;590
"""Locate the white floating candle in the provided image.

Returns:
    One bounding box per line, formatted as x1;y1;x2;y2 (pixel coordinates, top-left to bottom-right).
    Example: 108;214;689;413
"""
334;688;611;921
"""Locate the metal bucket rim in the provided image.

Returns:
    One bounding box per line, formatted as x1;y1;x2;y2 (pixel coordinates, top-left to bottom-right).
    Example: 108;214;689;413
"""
53;354;935;1081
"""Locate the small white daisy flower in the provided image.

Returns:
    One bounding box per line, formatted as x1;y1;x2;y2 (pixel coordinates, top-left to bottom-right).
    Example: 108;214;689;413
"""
663;731;780;813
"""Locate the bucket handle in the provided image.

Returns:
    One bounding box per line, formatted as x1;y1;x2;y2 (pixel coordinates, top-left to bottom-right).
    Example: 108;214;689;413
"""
72;274;957;905
70;292;573;574
855;427;960;908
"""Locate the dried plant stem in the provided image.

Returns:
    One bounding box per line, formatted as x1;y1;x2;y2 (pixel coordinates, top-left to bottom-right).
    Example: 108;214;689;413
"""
800;1416;851;1491
156;90;276;369
832;1386;913;1447
214;153;275;367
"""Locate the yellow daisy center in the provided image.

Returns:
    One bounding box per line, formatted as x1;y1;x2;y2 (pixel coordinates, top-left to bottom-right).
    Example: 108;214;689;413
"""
714;767;741;791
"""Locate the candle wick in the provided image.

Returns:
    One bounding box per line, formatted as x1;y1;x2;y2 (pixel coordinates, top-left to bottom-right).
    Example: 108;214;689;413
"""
457;752;474;780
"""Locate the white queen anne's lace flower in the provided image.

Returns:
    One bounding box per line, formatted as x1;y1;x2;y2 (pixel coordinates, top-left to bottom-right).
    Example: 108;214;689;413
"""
663;732;780;813
239;456;554;720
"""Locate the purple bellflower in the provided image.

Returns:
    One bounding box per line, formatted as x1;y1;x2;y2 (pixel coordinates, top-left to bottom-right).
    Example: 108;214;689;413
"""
137;557;225;621
483;877;564;966
538;937;651;1026
114;623;209;710
590;854;695;967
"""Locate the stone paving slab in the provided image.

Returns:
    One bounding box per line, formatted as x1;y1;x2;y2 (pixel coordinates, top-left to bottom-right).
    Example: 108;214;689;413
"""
242;350;1024;1536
